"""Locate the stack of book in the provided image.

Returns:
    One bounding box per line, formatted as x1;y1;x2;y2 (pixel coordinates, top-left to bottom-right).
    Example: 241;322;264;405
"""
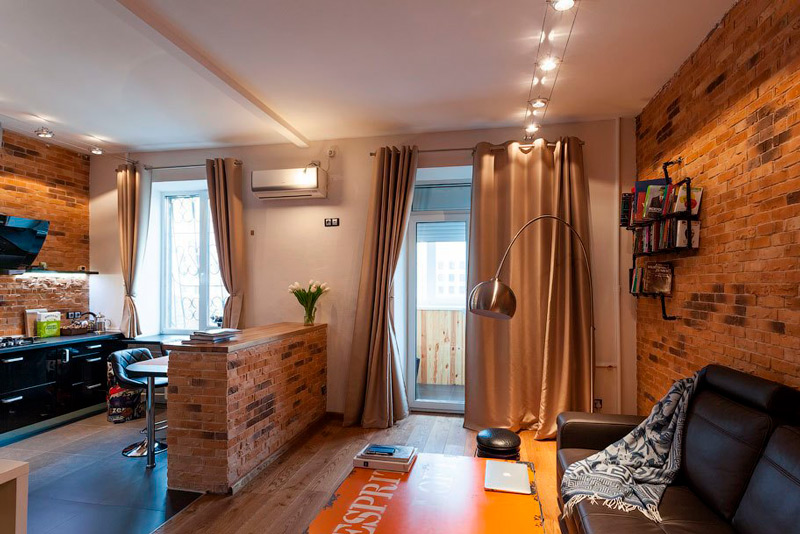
353;444;418;472
183;328;241;344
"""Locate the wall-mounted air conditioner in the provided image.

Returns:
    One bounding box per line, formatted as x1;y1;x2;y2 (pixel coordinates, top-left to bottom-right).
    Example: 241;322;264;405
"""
251;162;328;200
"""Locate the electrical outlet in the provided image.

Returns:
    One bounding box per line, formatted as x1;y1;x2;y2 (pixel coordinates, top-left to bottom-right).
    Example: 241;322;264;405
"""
330;218;340;227
593;398;603;411
324;218;332;227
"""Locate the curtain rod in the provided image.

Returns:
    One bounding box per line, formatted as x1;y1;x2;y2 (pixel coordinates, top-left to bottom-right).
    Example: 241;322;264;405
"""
144;159;242;171
368;140;584;157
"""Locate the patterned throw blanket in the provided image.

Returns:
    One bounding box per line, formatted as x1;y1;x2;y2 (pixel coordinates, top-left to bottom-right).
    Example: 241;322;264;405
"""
561;374;697;523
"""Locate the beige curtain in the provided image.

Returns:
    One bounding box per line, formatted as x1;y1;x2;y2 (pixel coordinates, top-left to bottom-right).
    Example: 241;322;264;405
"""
344;146;418;428
464;138;592;439
117;164;150;338
206;158;245;328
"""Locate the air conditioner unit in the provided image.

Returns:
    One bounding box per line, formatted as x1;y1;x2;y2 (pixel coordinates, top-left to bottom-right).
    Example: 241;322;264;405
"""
251;163;328;200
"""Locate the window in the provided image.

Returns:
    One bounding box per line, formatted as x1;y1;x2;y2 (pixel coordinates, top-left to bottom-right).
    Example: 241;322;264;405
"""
161;190;228;333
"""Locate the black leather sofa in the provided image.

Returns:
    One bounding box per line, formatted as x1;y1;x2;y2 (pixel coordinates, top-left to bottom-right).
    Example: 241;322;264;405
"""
556;365;800;534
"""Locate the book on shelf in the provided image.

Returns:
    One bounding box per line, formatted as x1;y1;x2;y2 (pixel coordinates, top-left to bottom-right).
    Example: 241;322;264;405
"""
643;185;666;219
644;263;673;295
631;178;666;223
354;444;418;472
674;184;703;215
675;220;700;248
630;267;644;294
620;193;634;227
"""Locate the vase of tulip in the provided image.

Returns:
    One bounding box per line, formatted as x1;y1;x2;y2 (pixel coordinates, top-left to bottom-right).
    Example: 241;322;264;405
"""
288;280;330;326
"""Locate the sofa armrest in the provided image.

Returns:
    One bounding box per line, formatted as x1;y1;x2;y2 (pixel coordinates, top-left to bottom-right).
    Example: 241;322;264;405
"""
557;412;645;451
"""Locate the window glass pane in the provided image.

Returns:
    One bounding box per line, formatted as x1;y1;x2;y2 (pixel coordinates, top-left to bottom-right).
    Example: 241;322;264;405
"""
414;219;467;405
411;185;471;211
207;201;228;328
416;221;467;310
165;195;200;331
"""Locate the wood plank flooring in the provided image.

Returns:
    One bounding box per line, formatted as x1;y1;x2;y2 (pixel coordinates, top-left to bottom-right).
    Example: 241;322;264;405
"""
156;414;559;534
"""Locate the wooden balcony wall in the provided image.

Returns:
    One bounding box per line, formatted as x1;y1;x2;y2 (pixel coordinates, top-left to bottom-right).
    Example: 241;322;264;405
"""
416;308;465;386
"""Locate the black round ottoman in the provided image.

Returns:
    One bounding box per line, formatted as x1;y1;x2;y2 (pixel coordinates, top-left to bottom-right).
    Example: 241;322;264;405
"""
476;428;521;460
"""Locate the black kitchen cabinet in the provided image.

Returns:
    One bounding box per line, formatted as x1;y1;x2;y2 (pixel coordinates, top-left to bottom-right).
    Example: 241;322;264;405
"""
0;333;124;444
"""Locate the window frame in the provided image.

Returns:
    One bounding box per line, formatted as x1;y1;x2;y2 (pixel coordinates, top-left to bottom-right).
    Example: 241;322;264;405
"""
159;188;219;334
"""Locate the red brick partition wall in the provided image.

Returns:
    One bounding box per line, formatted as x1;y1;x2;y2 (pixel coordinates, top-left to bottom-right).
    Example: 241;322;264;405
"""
0;131;91;335
167;325;327;493
635;0;800;413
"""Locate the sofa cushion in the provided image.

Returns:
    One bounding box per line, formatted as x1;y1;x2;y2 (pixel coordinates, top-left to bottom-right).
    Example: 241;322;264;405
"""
732;426;800;534
571;484;734;534
681;389;772;520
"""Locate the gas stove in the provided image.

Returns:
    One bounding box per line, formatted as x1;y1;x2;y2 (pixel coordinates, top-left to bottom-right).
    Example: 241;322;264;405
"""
0;336;36;348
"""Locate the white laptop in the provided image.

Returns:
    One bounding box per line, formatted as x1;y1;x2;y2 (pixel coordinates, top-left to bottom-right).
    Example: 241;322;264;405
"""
483;460;532;495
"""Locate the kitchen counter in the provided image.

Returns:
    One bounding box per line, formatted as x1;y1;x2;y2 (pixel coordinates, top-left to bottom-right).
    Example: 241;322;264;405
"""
162;322;324;353
0;331;123;355
166;322;327;494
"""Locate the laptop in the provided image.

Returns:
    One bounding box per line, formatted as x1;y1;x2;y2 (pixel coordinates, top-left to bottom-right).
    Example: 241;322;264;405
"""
483;460;532;495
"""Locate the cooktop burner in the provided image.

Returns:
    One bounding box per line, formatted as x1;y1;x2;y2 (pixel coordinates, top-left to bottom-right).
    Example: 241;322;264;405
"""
0;336;36;348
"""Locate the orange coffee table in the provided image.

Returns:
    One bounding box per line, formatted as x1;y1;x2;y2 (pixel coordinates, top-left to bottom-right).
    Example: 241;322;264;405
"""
309;453;546;534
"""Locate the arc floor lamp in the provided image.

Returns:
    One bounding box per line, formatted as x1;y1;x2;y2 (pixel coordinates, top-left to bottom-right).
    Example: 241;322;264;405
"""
468;214;595;410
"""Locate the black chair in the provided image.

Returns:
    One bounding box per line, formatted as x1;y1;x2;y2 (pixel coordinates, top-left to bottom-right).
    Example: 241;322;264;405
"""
109;348;168;458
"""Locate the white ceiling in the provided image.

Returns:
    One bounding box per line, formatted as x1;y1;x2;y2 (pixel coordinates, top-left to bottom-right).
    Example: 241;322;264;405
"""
0;0;735;153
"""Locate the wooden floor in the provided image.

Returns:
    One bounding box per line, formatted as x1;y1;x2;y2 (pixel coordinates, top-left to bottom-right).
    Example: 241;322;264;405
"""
156;414;559;534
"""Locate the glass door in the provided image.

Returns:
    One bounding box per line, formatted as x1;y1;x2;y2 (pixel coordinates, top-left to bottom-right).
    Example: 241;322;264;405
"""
406;212;469;413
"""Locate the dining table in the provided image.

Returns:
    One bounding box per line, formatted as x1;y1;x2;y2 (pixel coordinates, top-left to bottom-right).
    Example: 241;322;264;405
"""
127;355;169;469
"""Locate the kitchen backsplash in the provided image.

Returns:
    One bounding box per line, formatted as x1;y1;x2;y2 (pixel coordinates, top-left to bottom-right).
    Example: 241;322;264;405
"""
0;130;91;336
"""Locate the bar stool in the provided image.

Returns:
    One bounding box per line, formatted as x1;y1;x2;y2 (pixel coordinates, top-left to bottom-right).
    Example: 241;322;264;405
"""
109;348;168;458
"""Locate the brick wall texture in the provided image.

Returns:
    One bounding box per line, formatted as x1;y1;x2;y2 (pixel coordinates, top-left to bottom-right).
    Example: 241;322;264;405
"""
635;0;800;414
167;326;327;493
0;130;91;336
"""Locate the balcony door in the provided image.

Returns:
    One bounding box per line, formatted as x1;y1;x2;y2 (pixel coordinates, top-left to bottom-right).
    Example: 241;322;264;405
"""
406;210;469;413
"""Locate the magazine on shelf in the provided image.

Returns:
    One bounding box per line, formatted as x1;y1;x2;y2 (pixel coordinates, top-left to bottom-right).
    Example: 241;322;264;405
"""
644;263;673;295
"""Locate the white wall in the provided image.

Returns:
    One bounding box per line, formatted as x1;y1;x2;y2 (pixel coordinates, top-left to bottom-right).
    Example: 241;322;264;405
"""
89;119;637;414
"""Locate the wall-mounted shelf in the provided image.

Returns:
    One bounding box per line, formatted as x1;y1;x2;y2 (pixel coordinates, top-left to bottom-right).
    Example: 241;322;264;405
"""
622;158;701;321
0;269;99;276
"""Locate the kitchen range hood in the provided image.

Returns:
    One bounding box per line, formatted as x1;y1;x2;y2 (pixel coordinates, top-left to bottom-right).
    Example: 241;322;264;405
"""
0;214;49;274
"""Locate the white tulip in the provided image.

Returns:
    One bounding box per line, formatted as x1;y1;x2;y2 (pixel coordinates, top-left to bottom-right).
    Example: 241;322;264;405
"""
308;279;314;286
311;285;318;292
320;282;329;290
323;286;331;293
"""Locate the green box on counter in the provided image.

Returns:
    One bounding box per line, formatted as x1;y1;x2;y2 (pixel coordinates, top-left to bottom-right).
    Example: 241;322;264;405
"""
35;320;61;338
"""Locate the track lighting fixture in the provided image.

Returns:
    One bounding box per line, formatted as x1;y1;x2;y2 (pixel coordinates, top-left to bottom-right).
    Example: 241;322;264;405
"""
91;146;104;155
526;123;540;134
551;0;575;11
35;127;54;138
530;98;548;109
539;56;559;72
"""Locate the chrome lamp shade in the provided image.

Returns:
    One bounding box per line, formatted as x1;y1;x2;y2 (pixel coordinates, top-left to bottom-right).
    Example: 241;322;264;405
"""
468;278;517;320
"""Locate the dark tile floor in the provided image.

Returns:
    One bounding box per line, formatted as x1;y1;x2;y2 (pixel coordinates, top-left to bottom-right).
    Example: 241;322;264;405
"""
0;411;200;534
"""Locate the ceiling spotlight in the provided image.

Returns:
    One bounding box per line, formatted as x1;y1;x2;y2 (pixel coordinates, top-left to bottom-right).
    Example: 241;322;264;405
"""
530;98;549;109
90;146;104;155
526;123;540;134
552;0;575;11
539;56;559;72
35;127;54;138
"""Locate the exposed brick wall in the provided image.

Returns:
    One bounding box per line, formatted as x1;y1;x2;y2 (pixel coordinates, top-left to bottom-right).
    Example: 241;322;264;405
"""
635;0;800;414
167;326;327;493
0;130;91;335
